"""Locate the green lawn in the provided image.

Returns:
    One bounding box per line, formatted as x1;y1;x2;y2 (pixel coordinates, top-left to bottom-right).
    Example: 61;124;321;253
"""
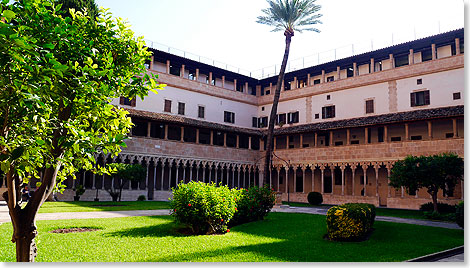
283;201;427;220
37;201;171;213
0;213;463;262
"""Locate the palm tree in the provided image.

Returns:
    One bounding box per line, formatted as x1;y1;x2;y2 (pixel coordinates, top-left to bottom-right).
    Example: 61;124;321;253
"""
257;0;322;186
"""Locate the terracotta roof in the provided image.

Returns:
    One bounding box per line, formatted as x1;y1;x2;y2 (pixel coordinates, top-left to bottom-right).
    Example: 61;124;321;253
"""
274;105;464;135
124;105;463;137
123;108;263;136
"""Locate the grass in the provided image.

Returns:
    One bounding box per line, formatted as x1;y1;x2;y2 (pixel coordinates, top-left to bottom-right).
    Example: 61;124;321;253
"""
283;201;427;220
37;201;171;213
0;213;463;262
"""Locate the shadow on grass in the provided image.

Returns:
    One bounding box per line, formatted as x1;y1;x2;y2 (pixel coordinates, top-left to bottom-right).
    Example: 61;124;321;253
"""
105;219;188;238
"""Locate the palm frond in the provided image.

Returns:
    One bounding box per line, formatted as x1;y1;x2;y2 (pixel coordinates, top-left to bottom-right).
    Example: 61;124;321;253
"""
257;0;322;34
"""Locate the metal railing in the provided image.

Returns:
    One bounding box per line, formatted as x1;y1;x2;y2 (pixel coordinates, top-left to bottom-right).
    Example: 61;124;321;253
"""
144;21;463;80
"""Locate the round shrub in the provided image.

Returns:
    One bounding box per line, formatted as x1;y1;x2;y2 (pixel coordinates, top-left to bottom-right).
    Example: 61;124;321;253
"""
230;185;275;227
419;202;456;214
137;195;146;201
326;203;376;241
170;181;237;235
307;192;323;206
455;201;464;228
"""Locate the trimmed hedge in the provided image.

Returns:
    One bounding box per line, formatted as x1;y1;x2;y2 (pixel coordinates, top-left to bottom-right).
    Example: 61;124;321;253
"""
230;185;275;227
419;202;456;214
455;201;464;228
307;192;323;206
170;181;237;235
326;203;376;241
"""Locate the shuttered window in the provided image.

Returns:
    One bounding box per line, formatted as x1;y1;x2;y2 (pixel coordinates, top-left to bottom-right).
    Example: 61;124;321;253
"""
178;102;185;115
198;106;205;118
164;99;172;112
322;106;335;119
276;113;287;125
120;97;136;107
410;90;430;107
288;111;299;124
224;111;235;123
365;99;374;114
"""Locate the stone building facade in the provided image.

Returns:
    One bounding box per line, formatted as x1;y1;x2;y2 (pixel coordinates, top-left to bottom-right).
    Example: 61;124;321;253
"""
1;29;463;209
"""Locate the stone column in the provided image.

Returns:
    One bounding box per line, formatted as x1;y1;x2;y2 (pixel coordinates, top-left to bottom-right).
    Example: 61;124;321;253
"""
269;82;273;92
314;132;318;147
285;167;289;194
222;76;225;88
311;166;315;192
389;54;394;68
234;79;237;91
293;167;297;193
153;163;157;191
149;56;154;70
361;164;368;196
276;167;281;192
237;166;241;188
180;65;185;78
320;165;325;194
370;58;375;73
231;167;235;188
147;122;151;137
236;135;239;149
427;121;433;140
340;165;346;196
175;162;179;185
223;133;227;147
180;126;184;142
409;49;414;65
346;129;350;145
195;69;199;81
329;131;333;146
401;186;404;198
331;166;335;194
321;70;325;83
168;161;173;189
210;130;214;145
384;125;388;143
166;60;170;74
286;135;290;149
431;44;437;60
245;82;249;94
353;62;357;76
160;161;165;190
452;118;458;138
299;134;303;149
215;165;218;185
269;166;273;188
302;167;306;193
336;66;341;79
351;164;356;196
202;165;206;183
196;129;200;144
208;165;213;183
273;136;277;149
455;38;461;55
164;124;168;140
374;163;380;197
307;74;311;86
182;163;186;182
292;77;297;90
405;123;409;141
208;72;213;85
248;136;252;150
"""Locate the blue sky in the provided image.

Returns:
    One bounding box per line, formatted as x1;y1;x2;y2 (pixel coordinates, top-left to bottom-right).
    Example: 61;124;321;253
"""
95;0;464;76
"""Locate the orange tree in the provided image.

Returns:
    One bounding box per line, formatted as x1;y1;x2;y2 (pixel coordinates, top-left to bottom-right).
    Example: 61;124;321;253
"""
0;0;164;261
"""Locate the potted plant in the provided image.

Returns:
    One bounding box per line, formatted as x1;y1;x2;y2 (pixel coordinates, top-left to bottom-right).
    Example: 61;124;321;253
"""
74;185;85;201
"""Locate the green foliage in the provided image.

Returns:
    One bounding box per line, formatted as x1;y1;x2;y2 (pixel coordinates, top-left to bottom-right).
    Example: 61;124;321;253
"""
326;203;376;241
74;184;85;197
137;195;146;201
0;0;164;195
419;202;456;214
170;181;237;235
106;163;146;201
455;201;463;228
257;0;322;33
307;191;323;205
389;153;464;212
55;0;99;20
230;185;276;226
423;211;455;222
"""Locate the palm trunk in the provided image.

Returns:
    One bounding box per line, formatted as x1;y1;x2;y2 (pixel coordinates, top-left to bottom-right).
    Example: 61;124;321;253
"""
263;31;293;186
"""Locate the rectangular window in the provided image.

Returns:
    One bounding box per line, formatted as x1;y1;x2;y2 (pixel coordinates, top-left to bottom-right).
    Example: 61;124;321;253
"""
131;118;148;137
178;102;185;115
265;90;271;95
453;92;461;100
258;117;268;128
374;61;382;72
394;54;409;67
252;117;258;128
224;111;235;124
315;113;319;119
322;106;335;119
313;79;321;85
288;111;299;124
350;140;359;145
410;135;422;141
164;99;172;113
326;76;335;82
169;65;180;76
391;137;401;142
198;106;205;119
198;129;211;144
422;49;433;62
410;90;430;107
365;99;374;114
276;113;287;125
188;72;196;81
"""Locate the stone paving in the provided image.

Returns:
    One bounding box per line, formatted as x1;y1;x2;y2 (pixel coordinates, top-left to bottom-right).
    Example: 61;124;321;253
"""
0;201;463;262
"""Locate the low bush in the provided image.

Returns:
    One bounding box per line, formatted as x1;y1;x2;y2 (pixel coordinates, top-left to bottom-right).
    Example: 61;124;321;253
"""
455;201;464;228
419;202;456;214
137;195;146;201
423;211;455;222
307;192;323;206
326;203;376;241
170;181;237;235
230;185;275;227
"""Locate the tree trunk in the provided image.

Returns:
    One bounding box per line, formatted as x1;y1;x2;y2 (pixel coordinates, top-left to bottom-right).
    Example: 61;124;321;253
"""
263;30;293;185
431;191;439;213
